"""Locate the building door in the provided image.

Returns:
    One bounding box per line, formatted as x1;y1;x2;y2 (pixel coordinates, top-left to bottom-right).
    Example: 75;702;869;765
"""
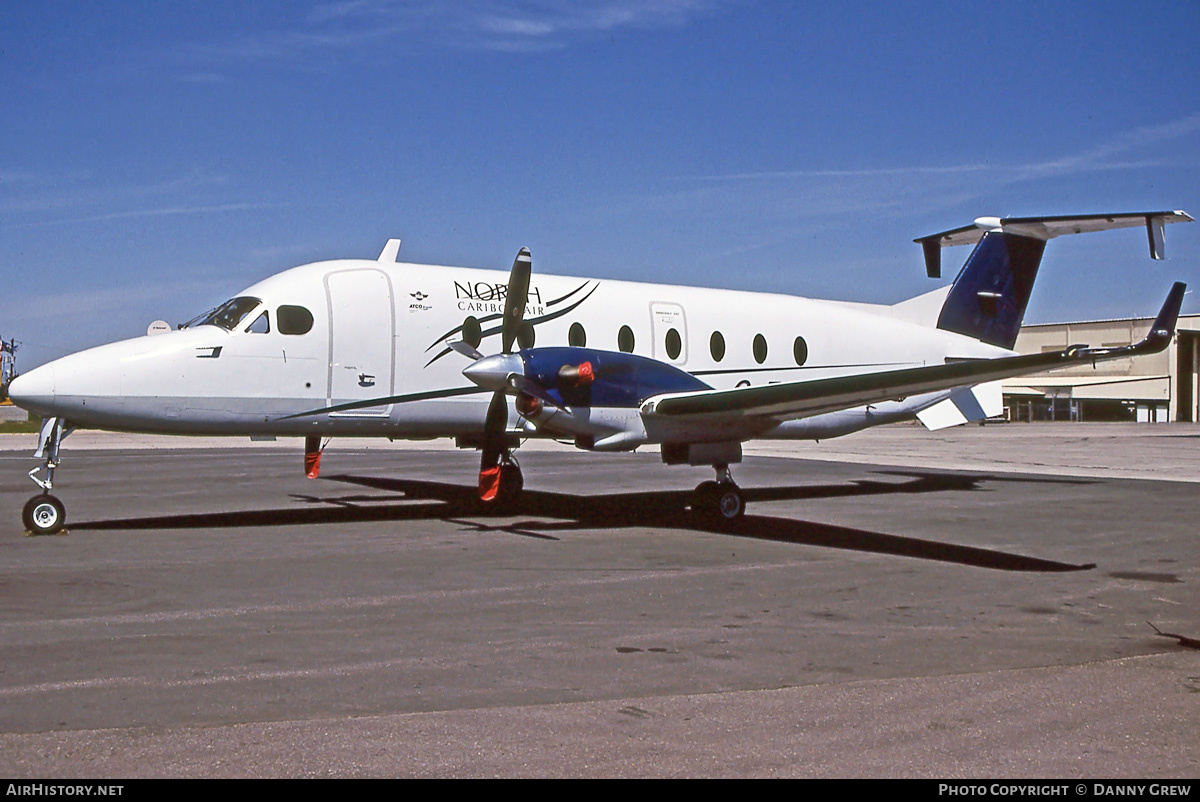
1177;332;1198;422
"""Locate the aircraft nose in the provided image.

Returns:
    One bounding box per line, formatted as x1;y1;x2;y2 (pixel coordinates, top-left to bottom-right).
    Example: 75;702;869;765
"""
7;364;56;416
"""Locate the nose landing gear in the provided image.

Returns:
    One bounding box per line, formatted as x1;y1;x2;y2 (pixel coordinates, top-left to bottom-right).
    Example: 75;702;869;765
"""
22;417;72;535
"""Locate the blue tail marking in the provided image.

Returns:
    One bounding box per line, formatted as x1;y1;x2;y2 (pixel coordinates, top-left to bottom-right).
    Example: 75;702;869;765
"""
936;232;1046;349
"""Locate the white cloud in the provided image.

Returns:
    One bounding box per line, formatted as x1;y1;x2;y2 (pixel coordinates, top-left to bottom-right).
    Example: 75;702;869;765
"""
1;170;234;218
18;202;276;228
170;0;726;65
686;112;1200;186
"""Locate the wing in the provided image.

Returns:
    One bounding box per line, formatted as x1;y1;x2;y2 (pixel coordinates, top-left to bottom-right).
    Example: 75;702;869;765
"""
646;283;1185;421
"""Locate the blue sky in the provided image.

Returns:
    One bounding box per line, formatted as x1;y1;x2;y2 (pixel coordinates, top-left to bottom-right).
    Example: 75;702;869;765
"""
4;1;1199;368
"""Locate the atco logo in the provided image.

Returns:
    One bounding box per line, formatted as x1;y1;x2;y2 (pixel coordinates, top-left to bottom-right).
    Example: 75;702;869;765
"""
408;290;432;312
454;281;545;315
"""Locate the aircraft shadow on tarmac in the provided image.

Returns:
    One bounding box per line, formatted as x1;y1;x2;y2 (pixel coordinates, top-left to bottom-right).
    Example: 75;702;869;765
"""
72;469;1096;573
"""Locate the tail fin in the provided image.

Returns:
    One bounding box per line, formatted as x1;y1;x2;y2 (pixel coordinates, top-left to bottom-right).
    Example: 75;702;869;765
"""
935;232;1044;349
915;211;1193;350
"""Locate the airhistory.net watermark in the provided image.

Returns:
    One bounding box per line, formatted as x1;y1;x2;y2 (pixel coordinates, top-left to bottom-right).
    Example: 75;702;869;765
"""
6;787;123;797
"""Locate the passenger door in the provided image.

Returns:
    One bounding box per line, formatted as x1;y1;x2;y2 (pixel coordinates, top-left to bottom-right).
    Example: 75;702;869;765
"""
325;268;395;416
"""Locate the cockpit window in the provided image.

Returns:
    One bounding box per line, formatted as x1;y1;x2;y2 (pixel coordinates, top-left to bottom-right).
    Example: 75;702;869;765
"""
245;312;270;334
183;297;262;331
277;305;314;335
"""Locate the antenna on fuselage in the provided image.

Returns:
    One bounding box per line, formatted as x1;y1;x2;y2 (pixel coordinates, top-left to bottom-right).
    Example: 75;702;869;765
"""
378;239;402;263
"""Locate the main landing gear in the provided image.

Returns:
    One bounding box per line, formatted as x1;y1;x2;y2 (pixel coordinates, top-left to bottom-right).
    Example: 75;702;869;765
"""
22;417;72;535
691;463;745;526
478;451;524;510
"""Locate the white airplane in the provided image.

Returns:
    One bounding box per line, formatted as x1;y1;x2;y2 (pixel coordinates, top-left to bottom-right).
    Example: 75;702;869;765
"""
8;210;1192;534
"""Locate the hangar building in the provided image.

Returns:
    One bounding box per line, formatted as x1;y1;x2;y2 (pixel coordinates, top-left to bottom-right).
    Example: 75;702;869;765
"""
1004;313;1200;423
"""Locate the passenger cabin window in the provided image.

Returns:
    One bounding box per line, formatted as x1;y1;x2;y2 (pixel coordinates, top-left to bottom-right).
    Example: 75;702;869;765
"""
277;305;314;335
710;331;725;362
461;316;482;347
517;322;535;349
618;325;635;353
665;328;682;359
753;333;768;364
793;336;808;366
569;322;586;347
246;312;270;334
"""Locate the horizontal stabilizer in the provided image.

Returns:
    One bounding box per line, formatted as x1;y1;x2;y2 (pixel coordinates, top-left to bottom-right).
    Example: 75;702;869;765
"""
915;211;1193;277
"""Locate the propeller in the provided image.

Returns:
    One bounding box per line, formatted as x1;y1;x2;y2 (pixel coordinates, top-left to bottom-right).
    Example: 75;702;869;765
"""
451;248;597;501
453;248;534;502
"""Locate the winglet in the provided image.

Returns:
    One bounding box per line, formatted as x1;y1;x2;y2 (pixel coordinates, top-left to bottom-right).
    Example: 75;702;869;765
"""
1075;281;1187;359
1147;281;1187;343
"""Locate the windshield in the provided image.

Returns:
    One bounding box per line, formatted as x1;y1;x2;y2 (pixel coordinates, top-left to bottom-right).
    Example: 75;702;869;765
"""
181;297;262;331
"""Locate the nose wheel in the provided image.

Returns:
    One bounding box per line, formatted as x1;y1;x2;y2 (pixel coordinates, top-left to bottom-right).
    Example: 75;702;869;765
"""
22;494;66;535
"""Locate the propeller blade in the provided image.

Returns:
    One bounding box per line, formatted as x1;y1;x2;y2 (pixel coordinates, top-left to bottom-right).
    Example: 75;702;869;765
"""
448;340;485;361
502;247;531;354
478;389;509;500
480;390;509;470
510;374;567;412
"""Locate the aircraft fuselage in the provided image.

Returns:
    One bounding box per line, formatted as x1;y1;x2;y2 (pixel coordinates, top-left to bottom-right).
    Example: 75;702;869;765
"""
11;256;1005;448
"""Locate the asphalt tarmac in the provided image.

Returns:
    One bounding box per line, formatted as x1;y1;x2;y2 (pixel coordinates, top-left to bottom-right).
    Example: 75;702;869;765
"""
0;425;1197;777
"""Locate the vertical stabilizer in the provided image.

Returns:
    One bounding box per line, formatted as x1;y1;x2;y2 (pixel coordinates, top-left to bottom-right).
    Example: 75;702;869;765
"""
935;233;1045;349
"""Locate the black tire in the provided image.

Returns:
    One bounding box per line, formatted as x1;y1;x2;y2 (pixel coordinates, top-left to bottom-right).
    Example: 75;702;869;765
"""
714;484;745;521
691;481;744;526
692;480;720;508
23;494;66;535
499;464;524;503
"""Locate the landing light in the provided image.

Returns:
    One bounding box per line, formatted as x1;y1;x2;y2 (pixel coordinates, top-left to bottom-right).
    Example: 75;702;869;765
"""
515;393;542;417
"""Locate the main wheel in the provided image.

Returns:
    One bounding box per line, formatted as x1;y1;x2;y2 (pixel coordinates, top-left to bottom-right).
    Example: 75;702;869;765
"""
498;463;524;503
691;481;744;525
478;463;524;512
714;484;745;521
23;494;66;535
